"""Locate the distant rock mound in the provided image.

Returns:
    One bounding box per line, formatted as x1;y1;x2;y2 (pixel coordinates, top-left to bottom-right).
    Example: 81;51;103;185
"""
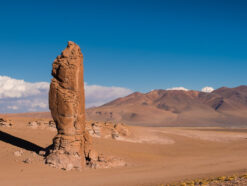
86;121;130;139
0;118;13;127
26;119;56;130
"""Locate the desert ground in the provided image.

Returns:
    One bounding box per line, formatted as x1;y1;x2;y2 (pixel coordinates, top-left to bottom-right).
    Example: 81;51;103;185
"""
1;115;247;186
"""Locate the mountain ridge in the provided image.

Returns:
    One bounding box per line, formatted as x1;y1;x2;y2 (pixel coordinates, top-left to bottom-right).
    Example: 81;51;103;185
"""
86;85;247;126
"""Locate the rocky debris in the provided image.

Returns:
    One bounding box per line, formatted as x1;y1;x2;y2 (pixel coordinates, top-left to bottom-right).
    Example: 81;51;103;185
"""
25;118;130;142
31;152;37;157
26;120;56;131
169;174;247;186
0;118;13;127
89;157;126;169
86;150;126;169
27;121;39;129
86;121;130;140
38;150;46;156
23;158;32;164
111;130;119;139
45;41;93;170
62;163;74;171
90;123;101;137
48;120;56;128
14;150;23;157
114;123;130;136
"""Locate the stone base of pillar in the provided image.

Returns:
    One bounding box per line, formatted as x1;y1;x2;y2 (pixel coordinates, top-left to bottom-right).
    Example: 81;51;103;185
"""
45;135;85;170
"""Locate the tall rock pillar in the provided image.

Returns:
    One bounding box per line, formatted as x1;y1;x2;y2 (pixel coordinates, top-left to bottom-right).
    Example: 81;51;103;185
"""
46;41;92;170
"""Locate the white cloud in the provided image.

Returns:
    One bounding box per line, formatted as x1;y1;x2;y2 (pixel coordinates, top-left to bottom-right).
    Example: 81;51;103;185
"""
0;76;49;99
166;87;189;91
201;86;214;93
0;76;132;113
85;83;132;107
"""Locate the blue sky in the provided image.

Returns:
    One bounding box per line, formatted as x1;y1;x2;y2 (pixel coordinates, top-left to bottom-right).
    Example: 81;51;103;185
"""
0;0;247;93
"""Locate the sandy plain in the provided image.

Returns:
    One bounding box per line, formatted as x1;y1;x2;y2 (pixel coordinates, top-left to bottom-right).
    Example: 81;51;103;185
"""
1;115;247;186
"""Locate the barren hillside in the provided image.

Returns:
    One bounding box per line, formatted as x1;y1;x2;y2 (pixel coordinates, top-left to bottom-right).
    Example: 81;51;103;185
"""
86;86;247;126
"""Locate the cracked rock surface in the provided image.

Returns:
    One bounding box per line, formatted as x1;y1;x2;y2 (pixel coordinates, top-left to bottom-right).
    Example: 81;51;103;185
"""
46;41;92;170
46;41;126;170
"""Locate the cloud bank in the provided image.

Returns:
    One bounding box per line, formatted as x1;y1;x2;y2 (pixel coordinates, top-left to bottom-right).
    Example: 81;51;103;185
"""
0;76;132;113
0;76;49;99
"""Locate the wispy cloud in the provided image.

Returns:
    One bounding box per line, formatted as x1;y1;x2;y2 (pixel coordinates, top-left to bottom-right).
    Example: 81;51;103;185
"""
0;76;132;113
85;83;132;107
166;87;189;91
166;86;215;93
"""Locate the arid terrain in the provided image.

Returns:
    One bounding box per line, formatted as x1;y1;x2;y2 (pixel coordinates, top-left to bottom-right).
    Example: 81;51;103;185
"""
1;114;247;186
1;1;246;185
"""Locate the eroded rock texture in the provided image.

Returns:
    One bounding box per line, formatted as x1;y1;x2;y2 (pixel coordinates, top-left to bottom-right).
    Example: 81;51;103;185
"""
46;41;126;170
0;118;13;127
46;41;92;170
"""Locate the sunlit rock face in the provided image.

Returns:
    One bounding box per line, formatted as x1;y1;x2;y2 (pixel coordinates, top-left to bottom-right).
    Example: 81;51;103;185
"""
46;41;92;170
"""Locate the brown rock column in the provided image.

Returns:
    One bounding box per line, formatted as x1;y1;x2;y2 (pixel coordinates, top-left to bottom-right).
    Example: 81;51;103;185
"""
46;41;92;170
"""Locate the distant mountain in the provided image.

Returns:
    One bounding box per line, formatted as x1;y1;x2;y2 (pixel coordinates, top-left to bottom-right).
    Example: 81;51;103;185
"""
86;86;247;127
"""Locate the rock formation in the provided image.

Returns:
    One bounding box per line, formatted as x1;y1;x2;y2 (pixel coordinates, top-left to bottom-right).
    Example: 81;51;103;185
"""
46;41;92;170
86;121;130;139
46;41;126;170
0;118;13;127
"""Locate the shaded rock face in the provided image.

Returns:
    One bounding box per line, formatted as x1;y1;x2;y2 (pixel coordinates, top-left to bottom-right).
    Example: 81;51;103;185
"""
46;41;92;170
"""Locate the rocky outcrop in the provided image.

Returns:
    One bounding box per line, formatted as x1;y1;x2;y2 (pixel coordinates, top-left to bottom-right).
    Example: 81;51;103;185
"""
45;41;93;170
27;120;56;130
0;118;13;127
86;121;130;139
46;41;126;170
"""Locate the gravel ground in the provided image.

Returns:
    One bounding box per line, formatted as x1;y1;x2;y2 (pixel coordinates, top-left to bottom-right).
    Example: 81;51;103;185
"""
167;174;247;186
